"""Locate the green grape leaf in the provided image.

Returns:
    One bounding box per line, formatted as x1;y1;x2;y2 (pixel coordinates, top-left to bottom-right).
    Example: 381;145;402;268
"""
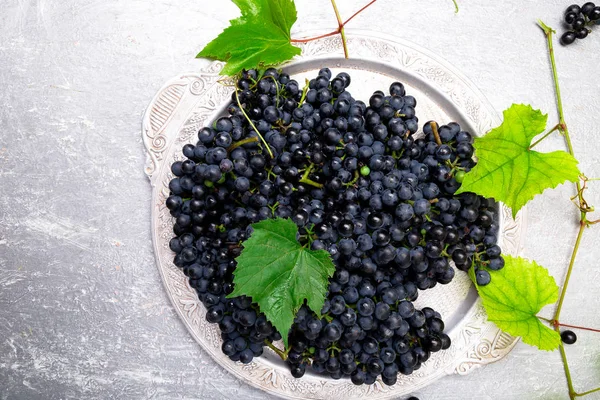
197;0;301;75
475;255;561;351
455;104;580;218
228;218;335;347
231;0;267;18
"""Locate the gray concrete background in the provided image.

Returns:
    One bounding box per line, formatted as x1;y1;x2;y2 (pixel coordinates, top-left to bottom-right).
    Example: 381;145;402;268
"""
1;1;599;399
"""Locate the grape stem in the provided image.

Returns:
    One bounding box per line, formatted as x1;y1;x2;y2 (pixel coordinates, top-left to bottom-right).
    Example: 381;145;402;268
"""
299;163;324;188
264;339;287;360
538;20;599;400
344;170;360;187
227;136;258;153
430;121;442;146
297;79;310;106
234;89;274;159
451;0;459;13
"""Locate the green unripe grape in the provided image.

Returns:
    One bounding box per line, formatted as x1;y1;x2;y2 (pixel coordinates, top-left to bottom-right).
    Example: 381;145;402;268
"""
455;170;466;183
360;166;371;176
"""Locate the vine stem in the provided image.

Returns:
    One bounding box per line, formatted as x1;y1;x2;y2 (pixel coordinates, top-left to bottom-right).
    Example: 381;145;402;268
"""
556;322;600;334
578;387;600;397
538;20;588;326
538;317;600;333
329;0;349;59
528;124;560;150
539;20;599;400
290;0;378;45
557;342;577;399
538;20;585;220
553;222;585;320
290;31;338;43
343;0;377;26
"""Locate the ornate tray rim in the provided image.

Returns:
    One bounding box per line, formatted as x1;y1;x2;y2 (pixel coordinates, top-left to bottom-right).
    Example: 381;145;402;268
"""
142;30;526;399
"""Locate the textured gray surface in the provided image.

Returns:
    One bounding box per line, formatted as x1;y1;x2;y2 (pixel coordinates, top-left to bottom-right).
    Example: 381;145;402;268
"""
0;1;599;399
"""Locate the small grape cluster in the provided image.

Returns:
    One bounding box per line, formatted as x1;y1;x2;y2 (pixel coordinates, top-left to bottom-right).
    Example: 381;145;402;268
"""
166;67;504;385
560;2;600;45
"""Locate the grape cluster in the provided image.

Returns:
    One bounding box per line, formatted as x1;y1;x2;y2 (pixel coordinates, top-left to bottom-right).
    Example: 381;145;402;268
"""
560;2;600;45
168;234;282;363
166;67;504;385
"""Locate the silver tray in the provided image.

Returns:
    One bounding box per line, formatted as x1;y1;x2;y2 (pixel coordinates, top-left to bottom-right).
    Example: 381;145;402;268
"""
142;30;526;399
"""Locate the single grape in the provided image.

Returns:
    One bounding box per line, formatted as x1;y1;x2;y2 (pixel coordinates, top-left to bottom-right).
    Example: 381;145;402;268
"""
561;31;577;45
572;18;586;30
561;330;577;345
476;270;491;286
564;11;578;24
290;363;306;378
454;170;466;183
576;28;589;39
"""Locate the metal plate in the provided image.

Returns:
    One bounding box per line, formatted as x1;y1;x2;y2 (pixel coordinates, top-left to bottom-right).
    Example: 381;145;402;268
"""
142;31;526;399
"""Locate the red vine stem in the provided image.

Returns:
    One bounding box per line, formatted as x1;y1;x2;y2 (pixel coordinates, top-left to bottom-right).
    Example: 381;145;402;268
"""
556;323;600;334
539;316;600;333
291;31;339;43
290;0;378;44
342;0;377;26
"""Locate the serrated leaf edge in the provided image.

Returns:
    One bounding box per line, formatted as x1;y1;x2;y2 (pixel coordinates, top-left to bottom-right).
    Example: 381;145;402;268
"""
474;255;561;351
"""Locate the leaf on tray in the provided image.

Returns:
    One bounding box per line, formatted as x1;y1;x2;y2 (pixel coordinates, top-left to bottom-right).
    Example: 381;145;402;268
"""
228;218;336;347
455;104;580;218
197;0;301;75
476;255;561;351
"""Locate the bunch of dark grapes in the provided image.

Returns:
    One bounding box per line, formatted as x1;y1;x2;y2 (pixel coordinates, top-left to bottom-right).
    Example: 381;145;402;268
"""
560;2;600;45
165;67;504;385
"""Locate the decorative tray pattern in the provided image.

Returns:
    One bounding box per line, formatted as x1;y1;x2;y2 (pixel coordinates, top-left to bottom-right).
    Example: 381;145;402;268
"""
142;31;525;399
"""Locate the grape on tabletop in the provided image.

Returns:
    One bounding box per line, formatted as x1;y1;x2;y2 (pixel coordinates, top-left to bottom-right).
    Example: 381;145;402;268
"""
560;2;600;44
